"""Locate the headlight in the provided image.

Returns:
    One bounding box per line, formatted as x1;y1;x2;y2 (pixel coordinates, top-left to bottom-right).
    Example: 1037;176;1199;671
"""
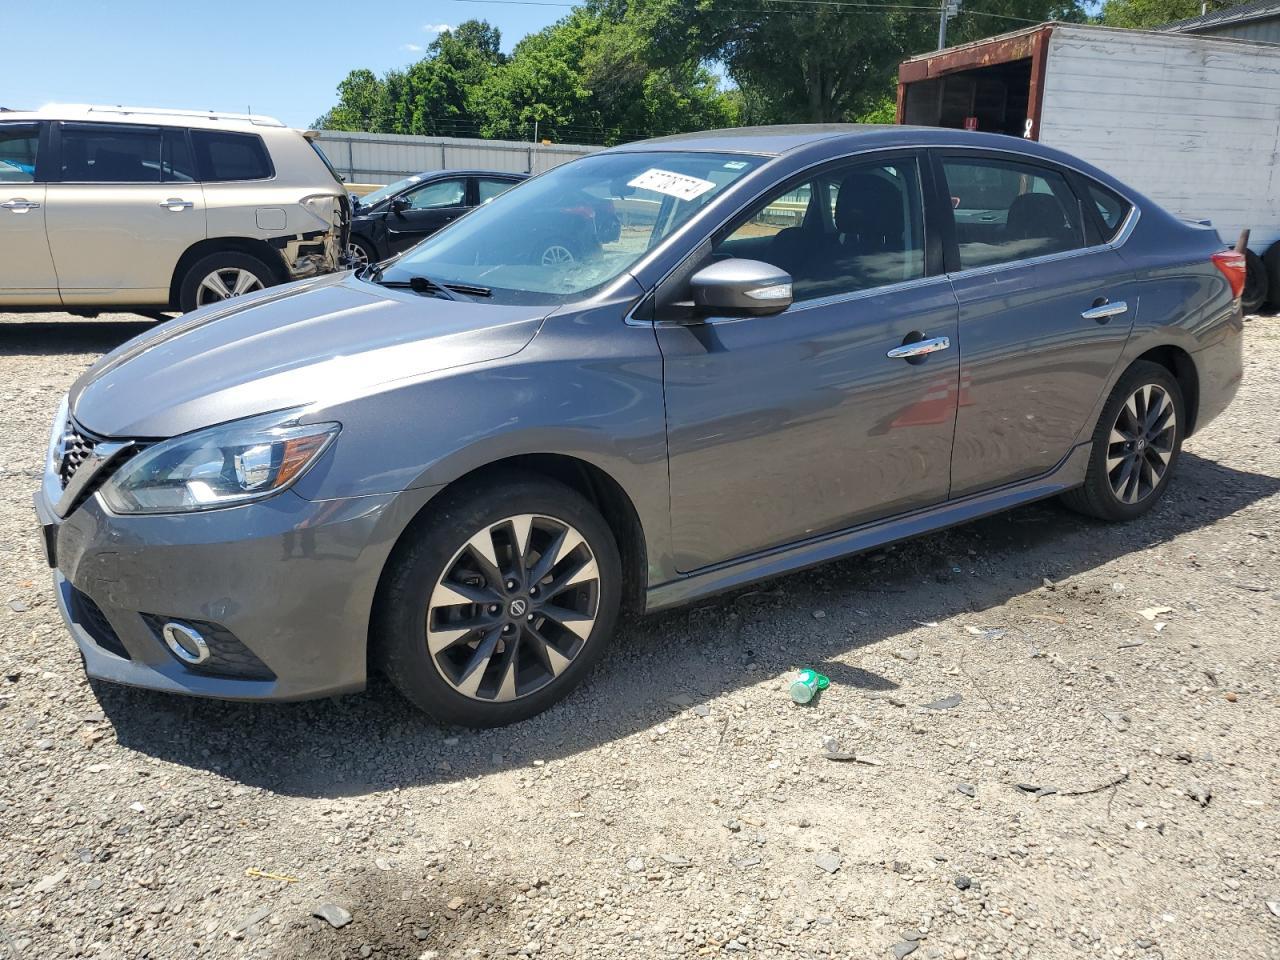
47;395;70;475
100;411;339;515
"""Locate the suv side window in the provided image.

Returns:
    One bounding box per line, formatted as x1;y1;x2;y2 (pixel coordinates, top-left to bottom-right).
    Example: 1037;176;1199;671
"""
940;156;1085;269
405;178;466;210
0;123;40;183
161;129;197;182
59;123;163;183
190;130;273;182
715;158;925;302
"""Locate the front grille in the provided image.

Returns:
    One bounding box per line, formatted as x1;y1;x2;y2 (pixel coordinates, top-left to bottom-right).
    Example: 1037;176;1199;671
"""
58;422;98;488
141;615;276;681
69;588;131;660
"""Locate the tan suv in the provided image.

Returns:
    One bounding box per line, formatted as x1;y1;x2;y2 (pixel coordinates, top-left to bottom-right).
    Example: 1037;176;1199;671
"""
0;104;349;313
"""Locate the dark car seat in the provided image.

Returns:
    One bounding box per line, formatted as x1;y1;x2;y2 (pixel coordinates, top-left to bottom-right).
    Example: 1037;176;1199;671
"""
1005;192;1075;250
834;171;906;256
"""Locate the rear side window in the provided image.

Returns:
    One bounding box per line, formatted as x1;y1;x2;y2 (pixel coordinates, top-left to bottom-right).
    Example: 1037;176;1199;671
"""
0;123;39;182
60;124;163;183
1085;181;1131;240
161;129;197;182
941;157;1086;269
190;130;272;181
477;177;518;203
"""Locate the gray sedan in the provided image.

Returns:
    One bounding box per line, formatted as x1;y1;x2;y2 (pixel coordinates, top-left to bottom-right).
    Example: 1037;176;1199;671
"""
35;125;1244;727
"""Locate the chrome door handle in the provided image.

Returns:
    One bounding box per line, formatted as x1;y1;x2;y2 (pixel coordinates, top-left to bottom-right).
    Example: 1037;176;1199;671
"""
1081;300;1128;321
1;199;40;212
887;336;951;359
158;198;193;210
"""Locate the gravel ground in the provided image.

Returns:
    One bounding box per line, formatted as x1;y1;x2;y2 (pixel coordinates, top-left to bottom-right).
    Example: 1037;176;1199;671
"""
2;310;1279;960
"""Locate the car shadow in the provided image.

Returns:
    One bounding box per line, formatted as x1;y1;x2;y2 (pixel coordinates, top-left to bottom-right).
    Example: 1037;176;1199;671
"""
0;317;164;356
95;451;1279;798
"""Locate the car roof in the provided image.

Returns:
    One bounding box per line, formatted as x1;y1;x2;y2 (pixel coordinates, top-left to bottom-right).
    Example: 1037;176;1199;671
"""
1;104;288;132
611;124;1060;159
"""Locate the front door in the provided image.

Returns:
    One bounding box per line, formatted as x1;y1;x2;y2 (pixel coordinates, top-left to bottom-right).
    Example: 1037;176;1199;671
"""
657;154;960;572
44;122;207;305
386;176;469;254
936;152;1139;496
0;121;59;304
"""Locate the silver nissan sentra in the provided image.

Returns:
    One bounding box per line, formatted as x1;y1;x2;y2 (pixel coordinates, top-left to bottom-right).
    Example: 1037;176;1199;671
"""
35;125;1244;727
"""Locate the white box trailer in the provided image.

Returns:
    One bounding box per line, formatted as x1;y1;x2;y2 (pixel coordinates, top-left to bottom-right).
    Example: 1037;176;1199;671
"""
897;22;1280;310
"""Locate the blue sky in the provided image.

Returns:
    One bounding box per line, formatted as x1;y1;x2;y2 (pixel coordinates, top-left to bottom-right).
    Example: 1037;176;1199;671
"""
5;0;567;129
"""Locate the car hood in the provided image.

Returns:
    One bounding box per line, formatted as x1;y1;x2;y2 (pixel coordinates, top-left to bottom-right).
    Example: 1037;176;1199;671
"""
69;273;550;438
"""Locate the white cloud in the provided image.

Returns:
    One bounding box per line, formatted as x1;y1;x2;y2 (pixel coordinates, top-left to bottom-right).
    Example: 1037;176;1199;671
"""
402;42;424;52
422;22;454;34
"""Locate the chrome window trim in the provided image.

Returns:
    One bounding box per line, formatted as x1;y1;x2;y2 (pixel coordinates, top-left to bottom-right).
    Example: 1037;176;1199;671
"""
624;138;1142;327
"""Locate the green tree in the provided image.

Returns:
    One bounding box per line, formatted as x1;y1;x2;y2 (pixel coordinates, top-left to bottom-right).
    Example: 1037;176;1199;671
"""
313;69;384;130
1099;0;1204;28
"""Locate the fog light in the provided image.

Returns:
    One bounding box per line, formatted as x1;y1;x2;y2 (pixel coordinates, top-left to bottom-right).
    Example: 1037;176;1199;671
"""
161;621;210;665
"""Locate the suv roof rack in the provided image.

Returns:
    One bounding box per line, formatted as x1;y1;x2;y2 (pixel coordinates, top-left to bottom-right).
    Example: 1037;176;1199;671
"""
34;104;286;128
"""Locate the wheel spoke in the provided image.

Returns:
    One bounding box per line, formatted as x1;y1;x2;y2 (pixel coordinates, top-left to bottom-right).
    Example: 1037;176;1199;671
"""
200;271;232;301
232;269;260;296
454;627;501;698
545;555;599;597
540;603;594;640
523;623;572;678
509;515;534;569
431;578;499;608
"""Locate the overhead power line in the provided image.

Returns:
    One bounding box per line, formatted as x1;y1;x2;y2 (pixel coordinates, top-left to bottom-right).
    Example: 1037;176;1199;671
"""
444;0;1040;21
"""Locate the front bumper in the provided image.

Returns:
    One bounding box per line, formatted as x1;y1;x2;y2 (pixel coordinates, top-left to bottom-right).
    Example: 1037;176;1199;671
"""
35;479;433;702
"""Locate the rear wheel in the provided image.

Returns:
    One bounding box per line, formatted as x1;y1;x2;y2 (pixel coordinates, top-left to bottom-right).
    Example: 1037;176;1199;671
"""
374;475;621;727
1060;361;1185;521
1242;249;1268;314
178;251;277;313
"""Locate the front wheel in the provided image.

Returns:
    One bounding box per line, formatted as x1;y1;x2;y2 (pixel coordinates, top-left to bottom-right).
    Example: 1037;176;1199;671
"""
1060;361;1185;521
374;475;621;727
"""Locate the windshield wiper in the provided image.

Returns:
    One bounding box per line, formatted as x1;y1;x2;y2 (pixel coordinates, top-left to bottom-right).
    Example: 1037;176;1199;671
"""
358;263;491;300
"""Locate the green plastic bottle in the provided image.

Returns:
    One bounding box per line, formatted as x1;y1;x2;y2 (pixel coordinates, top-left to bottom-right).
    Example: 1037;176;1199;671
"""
789;669;830;704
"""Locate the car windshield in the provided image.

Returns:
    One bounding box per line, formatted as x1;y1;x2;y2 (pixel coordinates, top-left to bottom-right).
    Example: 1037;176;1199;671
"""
358;175;425;208
374;151;767;304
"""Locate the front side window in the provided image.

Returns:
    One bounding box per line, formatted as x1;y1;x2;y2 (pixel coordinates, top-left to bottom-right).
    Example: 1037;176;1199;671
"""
0;124;39;182
59;124;163;183
190;130;272;182
941;156;1085;269
405;178;466;210
716;158;925;302
377;150;767;304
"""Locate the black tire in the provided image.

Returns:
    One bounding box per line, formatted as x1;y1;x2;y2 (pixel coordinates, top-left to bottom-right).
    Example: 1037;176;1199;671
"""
1060;360;1185;522
1242;249;1268;314
1263;243;1280;311
177;251;278;313
373;473;622;727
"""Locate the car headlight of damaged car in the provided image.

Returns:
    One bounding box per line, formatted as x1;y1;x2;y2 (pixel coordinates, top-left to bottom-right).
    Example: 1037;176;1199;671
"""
100;412;339;514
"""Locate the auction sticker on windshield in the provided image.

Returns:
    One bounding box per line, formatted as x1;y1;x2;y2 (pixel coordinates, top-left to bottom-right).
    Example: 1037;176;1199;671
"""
627;168;717;201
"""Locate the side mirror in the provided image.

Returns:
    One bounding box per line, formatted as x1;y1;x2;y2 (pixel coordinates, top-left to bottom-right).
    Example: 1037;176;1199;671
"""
390;196;411;214
688;258;793;317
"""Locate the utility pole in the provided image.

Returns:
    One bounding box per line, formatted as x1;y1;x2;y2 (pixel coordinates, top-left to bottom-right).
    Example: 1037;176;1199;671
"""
937;0;961;49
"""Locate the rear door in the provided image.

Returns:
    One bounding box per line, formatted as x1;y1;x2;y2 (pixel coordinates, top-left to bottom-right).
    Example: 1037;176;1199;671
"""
934;150;1139;496
386;176;469;253
44;122;206;305
0;121;59;303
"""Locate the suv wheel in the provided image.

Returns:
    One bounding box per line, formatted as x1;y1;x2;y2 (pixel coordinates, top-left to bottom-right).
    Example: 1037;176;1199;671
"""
179;252;276;313
375;475;621;727
1061;360;1185;521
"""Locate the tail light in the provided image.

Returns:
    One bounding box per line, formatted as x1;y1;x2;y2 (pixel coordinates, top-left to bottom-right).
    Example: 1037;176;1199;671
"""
1211;250;1247;300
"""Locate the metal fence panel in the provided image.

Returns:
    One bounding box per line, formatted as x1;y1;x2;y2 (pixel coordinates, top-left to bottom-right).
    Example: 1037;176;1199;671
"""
312;130;600;184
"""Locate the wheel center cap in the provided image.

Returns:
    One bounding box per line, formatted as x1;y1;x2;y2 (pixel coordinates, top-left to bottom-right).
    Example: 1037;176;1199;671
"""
509;598;528;617
1136;438;1147;452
